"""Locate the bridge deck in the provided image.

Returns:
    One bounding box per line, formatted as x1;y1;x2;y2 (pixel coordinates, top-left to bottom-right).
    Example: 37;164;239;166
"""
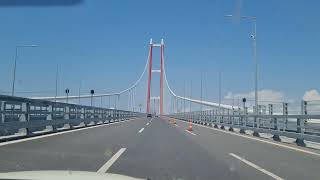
0;117;319;180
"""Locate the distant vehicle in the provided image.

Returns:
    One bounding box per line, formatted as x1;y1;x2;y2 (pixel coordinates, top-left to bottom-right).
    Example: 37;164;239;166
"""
147;114;152;118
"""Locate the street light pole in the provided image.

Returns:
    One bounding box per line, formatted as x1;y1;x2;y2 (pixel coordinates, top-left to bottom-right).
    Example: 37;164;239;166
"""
11;44;38;96
224;15;258;114
90;89;95;107
183;80;186;115
252;20;258;114
190;80;192;112
219;72;221;114
65;88;70;103
11;47;18;96
54;65;59;103
78;80;82;104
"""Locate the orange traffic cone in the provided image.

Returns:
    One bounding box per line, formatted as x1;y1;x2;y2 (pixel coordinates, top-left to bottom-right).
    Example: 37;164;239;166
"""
187;120;193;131
173;118;176;124
170;118;176;124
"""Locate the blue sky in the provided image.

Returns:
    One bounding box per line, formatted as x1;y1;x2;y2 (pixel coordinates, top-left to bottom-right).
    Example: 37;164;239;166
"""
0;0;319;110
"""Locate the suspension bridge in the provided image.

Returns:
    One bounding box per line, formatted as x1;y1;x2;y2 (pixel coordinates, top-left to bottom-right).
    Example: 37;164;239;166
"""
0;39;320;180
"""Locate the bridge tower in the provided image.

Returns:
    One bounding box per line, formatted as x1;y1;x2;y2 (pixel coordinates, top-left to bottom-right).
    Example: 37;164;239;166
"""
146;39;164;115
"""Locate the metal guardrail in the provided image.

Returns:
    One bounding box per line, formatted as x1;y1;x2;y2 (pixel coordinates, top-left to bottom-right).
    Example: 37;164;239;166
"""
169;101;320;146
0;95;144;138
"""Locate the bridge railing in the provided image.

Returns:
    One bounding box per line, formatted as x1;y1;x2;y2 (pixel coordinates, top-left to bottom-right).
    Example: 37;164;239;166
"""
168;100;320;145
0;95;143;139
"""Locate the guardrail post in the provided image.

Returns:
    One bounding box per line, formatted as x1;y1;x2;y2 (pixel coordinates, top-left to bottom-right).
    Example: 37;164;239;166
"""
205;111;208;125
206;110;208;125
238;107;240;122
107;110;110;123
103;109;106;123
252;105;260;137
283;102;288;131
101;109;104;122
84;107;88;126
202;111;205;124
81;107;85;121
239;107;246;134
195;111;198;122
296;101;307;146
121;111;123;121
201;111;204;124
64;106;70;120
209;109;214;127
0;101;4;135
21;102;31;135
110;110;113;122
244;107;248;126
238;106;245;134
0;101;4;123
202;111;204;124
269;104;275;128
196;111;201;124
117;111;120;121
196;111;198;123
239;107;243;126
213;109;218;128
257;105;261;128
45;104;54;131
269;104;280;141
229;108;234;132
220;109;225;130
20;102;28;122
47;105;53;121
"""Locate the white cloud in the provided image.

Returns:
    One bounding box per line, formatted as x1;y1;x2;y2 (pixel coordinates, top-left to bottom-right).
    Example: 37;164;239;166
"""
303;89;320;101
224;89;285;105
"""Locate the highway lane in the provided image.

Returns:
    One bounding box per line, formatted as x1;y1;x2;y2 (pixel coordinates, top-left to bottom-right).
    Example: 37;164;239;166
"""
108;117;246;180
173;119;320;180
0;116;319;179
0;118;148;172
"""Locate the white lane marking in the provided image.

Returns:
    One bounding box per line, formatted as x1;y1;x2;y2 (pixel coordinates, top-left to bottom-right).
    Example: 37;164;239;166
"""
138;128;144;134
174;124;179;127
146;123;150;126
0;119;137;147
97;148;126;173
177;119;320;157
229;153;284;180
185;130;196;136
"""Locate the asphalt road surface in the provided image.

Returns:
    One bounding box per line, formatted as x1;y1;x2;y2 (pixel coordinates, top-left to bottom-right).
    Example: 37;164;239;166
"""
0;117;319;180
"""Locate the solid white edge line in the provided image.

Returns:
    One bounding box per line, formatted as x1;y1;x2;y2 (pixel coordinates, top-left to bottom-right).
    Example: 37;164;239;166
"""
138;128;144;133
229;153;284;180
185;129;196;136
177;119;320;157
97;148;126;173
0;118;138;147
